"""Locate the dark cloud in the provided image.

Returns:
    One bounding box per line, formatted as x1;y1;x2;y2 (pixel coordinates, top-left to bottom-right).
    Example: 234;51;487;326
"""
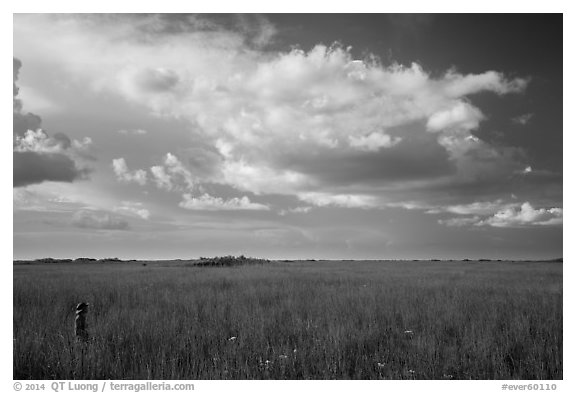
13;111;42;141
277;128;455;187
51;133;72;149
184;146;223;178
71;210;130;230
13;57;91;187
13;151;89;188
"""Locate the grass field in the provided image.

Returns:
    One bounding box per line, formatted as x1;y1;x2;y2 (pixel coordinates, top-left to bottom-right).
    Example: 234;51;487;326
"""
13;259;562;380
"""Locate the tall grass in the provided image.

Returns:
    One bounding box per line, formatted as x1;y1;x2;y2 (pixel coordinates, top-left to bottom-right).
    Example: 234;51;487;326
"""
13;260;562;379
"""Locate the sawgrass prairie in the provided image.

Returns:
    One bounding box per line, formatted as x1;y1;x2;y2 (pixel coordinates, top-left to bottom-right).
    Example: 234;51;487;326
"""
13;259;562;380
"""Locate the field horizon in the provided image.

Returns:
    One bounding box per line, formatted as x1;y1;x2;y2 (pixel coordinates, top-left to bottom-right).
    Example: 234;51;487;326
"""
13;257;565;263
14;259;562;380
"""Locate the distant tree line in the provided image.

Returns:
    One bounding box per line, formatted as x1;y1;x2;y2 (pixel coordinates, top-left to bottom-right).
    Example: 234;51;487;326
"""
195;255;270;267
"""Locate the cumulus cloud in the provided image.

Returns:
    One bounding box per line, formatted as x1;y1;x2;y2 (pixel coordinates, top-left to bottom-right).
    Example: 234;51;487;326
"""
71;209;129;230
112;158;147;185
297;192;379;209
426;102;484;132
179;193;269;211
113;152;196;192
348;132;401;152
163;153;194;189
150;153;194;191
114;201;150;220
478;202;562;228
14;15;530;206
441;70;527;97
149;165;172;190
14;129;92;155
13;57;91;187
435;201;562;228
220;159;311;195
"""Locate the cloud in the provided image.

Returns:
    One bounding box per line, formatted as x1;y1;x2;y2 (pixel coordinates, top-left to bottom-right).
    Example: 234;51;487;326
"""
478;202;562;228
118;128;147;136
71;209;129;230
114;201;150;220
220;159;311;195
150;153;194;191
279;206;313;216
427;200;517;215
13;187;84;213
348;132;401;152
149;165;172;190
14;151;90;188
179;193;269;211
435;201;562;228
438;216;482;227
163;153;194;189
512;113;533;125
14;129;92;155
426;102;484;132
441;70;527;97
15;83;60;114
13;58;23;111
134;67;179;92
14;15;531;207
112;158;147;186
13;57;91;187
297;192;379;209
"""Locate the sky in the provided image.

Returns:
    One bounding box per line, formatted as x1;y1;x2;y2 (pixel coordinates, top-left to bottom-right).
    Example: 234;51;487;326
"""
12;14;563;260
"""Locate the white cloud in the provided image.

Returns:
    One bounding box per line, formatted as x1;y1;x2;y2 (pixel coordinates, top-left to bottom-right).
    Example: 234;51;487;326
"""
15;15;530;206
14;130;93;159
164;153;194;189
112;158;147;186
387;201;432;211
478;202;562;228
428;200;517;216
441;70;527;97
118;128;147;136
114;201;150;220
220;160;311;195
179;193;269;211
14;129;66;154
348;132;401;152
435;201;562;228
150;165;173;191
150;153;195;192
426;102;484;132
297;192;379;209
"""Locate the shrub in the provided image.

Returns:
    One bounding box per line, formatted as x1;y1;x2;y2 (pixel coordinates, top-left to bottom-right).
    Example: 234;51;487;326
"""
195;255;270;267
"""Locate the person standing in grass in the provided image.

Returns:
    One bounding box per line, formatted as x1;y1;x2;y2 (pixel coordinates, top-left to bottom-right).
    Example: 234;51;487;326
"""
75;303;89;342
